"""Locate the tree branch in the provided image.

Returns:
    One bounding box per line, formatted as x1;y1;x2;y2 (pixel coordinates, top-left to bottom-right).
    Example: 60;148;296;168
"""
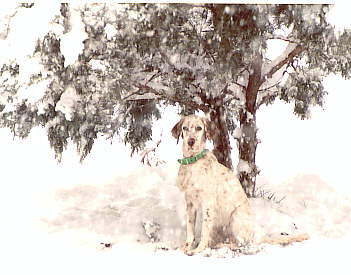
260;43;305;85
258;80;282;92
131;82;165;97
154;29;178;70
266;34;300;44
223;85;242;102
246;51;263;113
257;91;279;108
254;43;305;109
131;82;210;113
0;8;18;40
232;81;247;90
123;71;163;101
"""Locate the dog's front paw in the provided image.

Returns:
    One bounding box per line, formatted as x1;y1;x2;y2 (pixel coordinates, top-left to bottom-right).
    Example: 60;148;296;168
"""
182;240;196;253
184;248;197;256
184;241;210;256
182;245;193;255
185;247;211;256
184;247;200;256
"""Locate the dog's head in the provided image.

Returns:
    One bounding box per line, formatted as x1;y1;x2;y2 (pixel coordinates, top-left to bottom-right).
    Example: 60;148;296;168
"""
171;115;216;158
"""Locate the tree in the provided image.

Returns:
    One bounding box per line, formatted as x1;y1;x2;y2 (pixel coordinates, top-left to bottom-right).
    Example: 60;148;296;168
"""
1;4;350;196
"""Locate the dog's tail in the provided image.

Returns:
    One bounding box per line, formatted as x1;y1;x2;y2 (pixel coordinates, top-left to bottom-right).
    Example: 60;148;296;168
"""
259;233;310;246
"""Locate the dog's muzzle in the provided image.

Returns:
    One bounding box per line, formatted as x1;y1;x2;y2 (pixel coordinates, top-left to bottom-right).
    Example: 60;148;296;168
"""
187;138;195;147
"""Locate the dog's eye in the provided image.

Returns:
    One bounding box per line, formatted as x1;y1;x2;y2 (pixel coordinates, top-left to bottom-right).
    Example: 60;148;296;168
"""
196;126;202;131
183;126;189;131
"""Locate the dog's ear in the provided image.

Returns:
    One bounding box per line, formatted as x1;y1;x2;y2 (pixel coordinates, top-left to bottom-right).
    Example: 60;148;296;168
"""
203;117;217;141
171;117;185;144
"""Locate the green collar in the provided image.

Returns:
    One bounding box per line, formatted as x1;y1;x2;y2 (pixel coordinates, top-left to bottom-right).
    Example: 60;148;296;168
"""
178;149;207;164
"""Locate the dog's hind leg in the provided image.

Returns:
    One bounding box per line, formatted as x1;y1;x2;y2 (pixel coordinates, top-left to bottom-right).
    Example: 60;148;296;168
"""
231;205;255;246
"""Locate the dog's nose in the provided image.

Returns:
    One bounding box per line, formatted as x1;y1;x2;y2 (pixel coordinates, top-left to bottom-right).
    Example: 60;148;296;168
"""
188;138;195;147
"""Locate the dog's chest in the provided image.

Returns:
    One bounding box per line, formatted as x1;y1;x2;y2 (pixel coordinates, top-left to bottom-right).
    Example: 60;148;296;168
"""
175;153;245;202
176;158;217;193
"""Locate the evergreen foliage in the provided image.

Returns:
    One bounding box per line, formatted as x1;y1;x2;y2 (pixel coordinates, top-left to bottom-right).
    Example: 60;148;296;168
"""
1;4;350;194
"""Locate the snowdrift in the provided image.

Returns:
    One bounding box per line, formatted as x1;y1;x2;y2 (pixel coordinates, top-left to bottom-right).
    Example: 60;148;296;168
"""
40;163;351;251
1;158;351;275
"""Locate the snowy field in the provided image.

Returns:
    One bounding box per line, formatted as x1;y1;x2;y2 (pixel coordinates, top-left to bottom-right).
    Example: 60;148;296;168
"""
1;76;351;274
1;3;351;275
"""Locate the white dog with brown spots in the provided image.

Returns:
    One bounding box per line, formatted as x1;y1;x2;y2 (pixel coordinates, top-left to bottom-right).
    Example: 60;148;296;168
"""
172;114;309;255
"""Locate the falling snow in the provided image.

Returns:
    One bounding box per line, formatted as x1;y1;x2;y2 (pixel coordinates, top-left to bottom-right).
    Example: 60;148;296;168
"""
1;3;351;274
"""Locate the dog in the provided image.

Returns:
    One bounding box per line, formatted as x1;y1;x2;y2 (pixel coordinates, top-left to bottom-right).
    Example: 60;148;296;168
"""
171;115;309;255
172;114;255;254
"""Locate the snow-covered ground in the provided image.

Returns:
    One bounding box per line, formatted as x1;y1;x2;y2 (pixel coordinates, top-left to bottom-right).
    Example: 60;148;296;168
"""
1;81;351;274
1;3;351;275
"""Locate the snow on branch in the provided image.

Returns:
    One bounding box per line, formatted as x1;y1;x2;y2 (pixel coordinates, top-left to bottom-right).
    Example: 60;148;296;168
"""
261;42;305;84
140;140;166;167
130;82;210;113
129;82;165;98
153;29;179;71
266;34;300;44
255;42;305;107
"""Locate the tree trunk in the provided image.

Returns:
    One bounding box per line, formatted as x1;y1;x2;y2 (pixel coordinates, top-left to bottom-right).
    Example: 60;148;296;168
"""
209;96;233;171
236;52;263;197
237;110;259;197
